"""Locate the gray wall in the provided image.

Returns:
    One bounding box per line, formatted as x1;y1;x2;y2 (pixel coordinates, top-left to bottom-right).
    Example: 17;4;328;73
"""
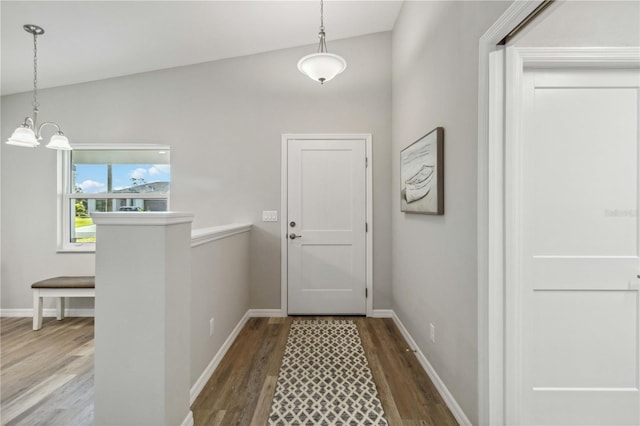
191;231;250;387
513;0;640;46
1;31;392;311
391;2;510;423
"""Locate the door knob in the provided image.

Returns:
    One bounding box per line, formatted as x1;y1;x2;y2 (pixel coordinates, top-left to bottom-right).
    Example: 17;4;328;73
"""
289;233;302;240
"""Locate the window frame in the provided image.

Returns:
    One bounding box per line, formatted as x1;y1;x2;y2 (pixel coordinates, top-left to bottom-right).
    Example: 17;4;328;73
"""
57;144;171;252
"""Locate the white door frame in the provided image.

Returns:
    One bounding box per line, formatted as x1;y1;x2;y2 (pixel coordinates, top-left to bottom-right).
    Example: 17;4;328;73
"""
280;133;373;317
479;37;640;426
477;3;545;423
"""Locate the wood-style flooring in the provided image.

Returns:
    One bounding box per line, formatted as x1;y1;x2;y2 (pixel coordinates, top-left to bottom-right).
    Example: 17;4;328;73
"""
1;316;457;425
0;317;94;425
192;317;458;425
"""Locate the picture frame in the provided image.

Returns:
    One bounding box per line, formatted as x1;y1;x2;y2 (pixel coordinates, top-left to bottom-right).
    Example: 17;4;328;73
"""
400;127;444;215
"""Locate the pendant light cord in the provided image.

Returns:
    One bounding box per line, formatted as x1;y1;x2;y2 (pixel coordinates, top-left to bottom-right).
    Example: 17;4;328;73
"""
32;31;39;112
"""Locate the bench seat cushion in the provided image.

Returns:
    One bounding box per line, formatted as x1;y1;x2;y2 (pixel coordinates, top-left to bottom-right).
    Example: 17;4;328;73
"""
32;276;95;289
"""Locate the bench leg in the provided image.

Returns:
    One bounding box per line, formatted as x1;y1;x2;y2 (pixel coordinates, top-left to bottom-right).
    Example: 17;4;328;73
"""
33;291;43;331
57;297;65;321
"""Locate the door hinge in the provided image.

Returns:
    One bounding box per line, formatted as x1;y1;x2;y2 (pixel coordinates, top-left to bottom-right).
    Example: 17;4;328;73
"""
365;222;368;233
366;288;368;298
365;157;368;168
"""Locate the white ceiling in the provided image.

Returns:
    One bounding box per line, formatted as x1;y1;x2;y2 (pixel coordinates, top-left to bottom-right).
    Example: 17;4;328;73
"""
1;0;403;95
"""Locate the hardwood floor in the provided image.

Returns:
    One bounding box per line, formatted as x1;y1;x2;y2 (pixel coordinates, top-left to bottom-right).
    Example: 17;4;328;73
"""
191;317;458;425
1;316;457;425
0;317;94;425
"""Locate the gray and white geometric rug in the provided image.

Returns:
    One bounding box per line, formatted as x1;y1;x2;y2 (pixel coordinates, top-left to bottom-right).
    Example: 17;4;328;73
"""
268;319;388;426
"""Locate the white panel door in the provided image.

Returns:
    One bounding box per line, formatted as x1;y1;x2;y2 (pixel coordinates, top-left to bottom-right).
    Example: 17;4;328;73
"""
516;68;640;425
287;138;366;315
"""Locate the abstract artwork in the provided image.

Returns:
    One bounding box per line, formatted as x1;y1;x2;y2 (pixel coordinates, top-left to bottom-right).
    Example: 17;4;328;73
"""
400;127;444;214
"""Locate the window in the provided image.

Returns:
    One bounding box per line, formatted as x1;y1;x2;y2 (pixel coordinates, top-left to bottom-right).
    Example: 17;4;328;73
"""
58;145;170;251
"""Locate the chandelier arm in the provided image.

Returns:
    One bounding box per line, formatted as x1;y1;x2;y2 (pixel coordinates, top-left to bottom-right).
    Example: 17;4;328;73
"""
21;117;35;128
36;121;63;138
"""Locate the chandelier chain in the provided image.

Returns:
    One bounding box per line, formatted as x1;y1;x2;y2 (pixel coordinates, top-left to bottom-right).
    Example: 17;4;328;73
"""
32;31;39;110
317;0;328;53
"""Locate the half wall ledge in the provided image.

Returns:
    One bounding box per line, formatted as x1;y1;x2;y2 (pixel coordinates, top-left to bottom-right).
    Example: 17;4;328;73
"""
191;223;252;247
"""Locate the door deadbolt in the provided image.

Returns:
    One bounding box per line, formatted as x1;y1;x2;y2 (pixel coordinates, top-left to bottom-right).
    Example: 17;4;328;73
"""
290;221;296;227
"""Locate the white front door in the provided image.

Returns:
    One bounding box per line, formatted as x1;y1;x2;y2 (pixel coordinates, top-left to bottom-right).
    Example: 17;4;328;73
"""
286;137;367;315
511;66;640;425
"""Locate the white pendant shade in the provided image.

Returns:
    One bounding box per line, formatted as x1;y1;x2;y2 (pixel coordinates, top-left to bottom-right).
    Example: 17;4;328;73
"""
46;133;72;150
6;126;39;147
297;53;347;84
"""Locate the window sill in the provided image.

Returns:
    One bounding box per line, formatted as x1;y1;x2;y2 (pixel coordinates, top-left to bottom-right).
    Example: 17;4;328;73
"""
57;245;96;254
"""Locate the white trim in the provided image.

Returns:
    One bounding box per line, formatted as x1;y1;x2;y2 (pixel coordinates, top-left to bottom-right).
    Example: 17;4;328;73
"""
280;134;374;317
65;193;168;200
391;311;471;426
369;309;393;318
516;47;640;68
504;45;525;424
365;136;374;317
280;136;289;317
248;309;283;317
477;2;545;425
70;143;171;151
191;224;252;248
190;310;251;405
91;211;194;226
0;308;95;317
181;411;194;426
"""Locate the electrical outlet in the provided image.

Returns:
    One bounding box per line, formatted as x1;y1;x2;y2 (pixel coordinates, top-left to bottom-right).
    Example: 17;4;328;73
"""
209;318;215;337
429;323;436;343
262;210;278;222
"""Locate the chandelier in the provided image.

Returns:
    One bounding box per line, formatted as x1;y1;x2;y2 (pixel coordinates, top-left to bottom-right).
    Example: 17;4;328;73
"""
297;0;347;84
6;25;71;150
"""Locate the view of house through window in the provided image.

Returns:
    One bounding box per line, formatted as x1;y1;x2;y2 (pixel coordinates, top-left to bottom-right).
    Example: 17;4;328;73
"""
62;147;170;247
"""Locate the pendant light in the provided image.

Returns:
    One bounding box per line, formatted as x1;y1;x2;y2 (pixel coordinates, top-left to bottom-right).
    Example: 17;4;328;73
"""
6;25;71;150
297;0;346;84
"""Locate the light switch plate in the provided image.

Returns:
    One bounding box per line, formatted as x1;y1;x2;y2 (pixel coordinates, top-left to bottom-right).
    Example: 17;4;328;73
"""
262;210;278;222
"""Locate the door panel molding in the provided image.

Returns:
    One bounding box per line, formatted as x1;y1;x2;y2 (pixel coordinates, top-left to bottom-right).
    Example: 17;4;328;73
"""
280;133;373;317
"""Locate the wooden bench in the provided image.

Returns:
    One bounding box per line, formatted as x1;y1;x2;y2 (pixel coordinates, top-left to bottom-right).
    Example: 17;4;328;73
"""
32;276;95;330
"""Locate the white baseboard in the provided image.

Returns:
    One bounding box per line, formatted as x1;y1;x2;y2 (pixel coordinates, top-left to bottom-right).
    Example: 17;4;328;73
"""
189;310;251;405
248;308;283;317
391;311;471;426
369;309;393;318
181;410;194;426
0;308;95;317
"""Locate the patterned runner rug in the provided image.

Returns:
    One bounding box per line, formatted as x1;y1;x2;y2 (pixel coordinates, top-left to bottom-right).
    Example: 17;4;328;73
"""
268;319;388;426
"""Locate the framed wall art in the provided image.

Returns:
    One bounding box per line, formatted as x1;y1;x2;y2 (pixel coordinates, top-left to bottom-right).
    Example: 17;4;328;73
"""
400;127;444;214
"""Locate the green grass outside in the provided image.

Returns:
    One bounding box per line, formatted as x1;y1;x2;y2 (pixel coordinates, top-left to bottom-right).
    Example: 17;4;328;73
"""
75;217;94;228
75;216;96;242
